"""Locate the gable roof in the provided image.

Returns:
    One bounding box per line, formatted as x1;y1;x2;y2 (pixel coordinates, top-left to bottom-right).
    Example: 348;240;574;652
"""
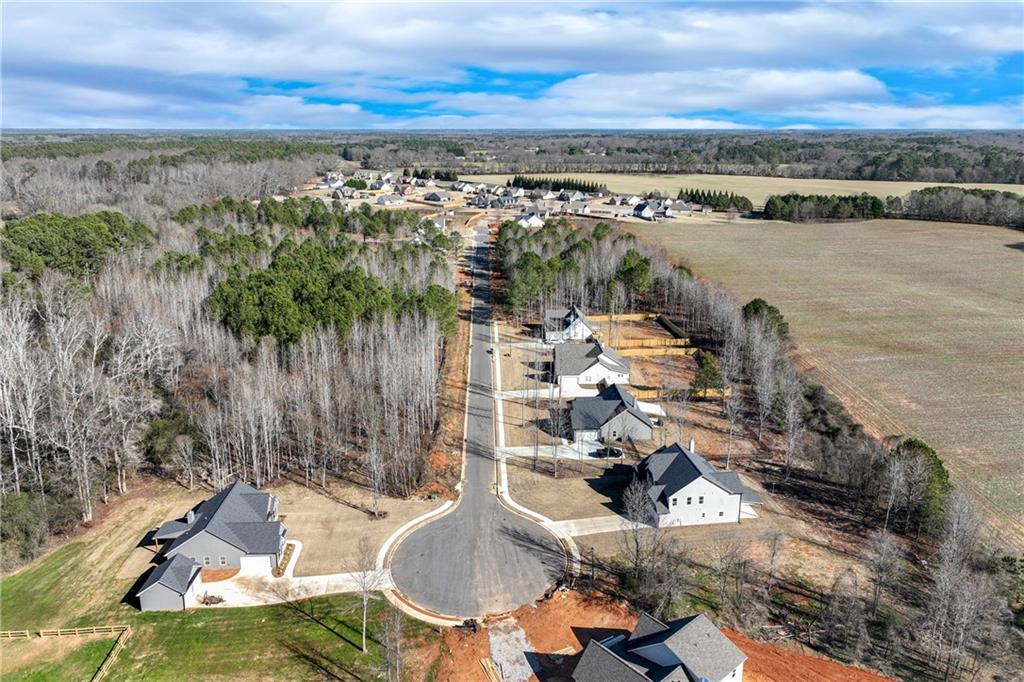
636;443;761;510
571;384;653;431
573;613;746;682
163;480;284;556
573;640;652;682
544;304;591;332
138;554;201;596
627;614;747;682
554;341;630;378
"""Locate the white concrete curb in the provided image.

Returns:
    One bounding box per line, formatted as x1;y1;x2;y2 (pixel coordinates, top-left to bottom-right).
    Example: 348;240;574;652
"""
491;320;581;577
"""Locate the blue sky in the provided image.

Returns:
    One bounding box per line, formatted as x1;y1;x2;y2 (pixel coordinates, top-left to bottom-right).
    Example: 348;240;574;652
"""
2;1;1022;130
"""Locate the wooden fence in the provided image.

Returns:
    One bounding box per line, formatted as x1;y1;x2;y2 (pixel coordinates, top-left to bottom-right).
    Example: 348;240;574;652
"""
618;346;696;357
601;337;690;349
91;626;132;682
0;630;31;639
587;312;655;323
38;625;128;638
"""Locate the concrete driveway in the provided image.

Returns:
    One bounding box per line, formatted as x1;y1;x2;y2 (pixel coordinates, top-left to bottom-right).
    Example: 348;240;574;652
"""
389;222;566;619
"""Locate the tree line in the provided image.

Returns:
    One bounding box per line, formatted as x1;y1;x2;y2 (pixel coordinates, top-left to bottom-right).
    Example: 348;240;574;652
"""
763;192;886;221
676;188;754;212
763;187;1023;228
509;175;607;193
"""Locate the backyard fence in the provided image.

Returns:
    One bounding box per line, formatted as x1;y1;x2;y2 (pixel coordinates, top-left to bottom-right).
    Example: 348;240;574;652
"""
91;625;133;682
587;312;655;323
618;346;696;357
602;337;690;349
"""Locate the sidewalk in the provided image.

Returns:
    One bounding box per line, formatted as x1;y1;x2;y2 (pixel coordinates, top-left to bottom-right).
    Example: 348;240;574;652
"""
549;515;635;537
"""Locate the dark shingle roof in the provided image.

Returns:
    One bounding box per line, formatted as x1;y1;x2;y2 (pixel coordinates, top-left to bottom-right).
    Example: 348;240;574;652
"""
554;341;629;378
571;384;653;431
164;480;284;556
138;554;201;596
544;304;590;332
573;640;652;682
626;614;747;682
636;443;762;509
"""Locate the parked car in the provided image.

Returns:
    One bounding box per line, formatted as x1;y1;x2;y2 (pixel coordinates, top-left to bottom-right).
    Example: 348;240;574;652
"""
596;446;624;458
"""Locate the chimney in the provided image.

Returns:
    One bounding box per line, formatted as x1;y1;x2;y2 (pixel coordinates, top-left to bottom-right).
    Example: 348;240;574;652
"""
688;437;696;454
186;509;195;524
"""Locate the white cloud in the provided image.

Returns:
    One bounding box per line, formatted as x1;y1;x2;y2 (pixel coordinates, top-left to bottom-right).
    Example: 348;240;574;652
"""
1;1;1021;129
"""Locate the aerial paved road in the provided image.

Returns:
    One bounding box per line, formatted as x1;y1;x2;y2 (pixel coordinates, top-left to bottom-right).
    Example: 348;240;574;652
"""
389;221;566;619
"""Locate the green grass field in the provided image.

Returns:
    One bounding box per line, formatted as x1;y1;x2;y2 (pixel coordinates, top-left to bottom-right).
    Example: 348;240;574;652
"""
0;481;442;680
4;637;117;682
621;217;1024;544
463;172;1024;208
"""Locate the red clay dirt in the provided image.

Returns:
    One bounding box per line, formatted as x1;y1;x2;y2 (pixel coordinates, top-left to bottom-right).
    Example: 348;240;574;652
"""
432;590;891;681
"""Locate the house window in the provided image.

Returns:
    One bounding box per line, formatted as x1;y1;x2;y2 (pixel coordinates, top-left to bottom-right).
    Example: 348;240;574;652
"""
719;511;724;517
686;497;692;505
698;496;704;504
203;556;211;566
701;513;705;518
672;498;677;506
219;556;227;566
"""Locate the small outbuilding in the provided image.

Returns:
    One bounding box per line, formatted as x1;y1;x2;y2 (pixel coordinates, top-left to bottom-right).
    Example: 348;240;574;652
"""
137;554;203;612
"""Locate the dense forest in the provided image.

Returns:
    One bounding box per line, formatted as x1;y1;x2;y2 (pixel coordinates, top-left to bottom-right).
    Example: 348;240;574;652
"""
0;196;459;568
496;217;1012;679
677;188;754;212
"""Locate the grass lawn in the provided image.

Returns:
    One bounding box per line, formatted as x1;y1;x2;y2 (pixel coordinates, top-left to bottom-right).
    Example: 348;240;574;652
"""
622;217;1024;545
0;479;444;680
2;636;116;682
505;456;636;521
463;172;1023;208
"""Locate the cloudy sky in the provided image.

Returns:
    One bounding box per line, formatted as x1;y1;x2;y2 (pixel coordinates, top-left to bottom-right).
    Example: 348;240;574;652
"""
2;1;1022;130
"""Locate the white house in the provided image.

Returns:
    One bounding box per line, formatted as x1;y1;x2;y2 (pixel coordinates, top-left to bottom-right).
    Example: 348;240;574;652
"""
371;180;394;192
377;194;405;206
633;202;657;220
516;213;545;229
553;341;630;392
561;200;591;215
634;441;762;527
544;304;595;343
573;612;746;682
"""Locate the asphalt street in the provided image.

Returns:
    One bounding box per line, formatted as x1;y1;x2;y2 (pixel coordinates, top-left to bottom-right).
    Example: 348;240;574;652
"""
389;222;566;619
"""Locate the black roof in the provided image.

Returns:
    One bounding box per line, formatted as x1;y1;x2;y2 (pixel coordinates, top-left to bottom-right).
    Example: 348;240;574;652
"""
137;554;201;596
635;443;762;511
164;480;285;556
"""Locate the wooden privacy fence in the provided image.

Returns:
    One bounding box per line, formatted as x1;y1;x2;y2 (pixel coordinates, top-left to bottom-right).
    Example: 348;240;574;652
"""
588;312;655;323
618;346;696;357
601;337;690;349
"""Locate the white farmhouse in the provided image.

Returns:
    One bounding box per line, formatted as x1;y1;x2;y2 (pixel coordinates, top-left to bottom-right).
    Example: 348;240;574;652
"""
544;304;595;343
516;213;545;229
553;341;630;392
634;441;762;527
377;194;405;206
570;384;654;443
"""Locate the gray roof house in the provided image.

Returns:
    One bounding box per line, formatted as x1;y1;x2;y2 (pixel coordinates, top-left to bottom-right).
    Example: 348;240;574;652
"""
137;554;203;611
544;304;595;343
553;341;630;390
570;384;654;443
634;442;762;527
573;612;747;682
155;480;287;570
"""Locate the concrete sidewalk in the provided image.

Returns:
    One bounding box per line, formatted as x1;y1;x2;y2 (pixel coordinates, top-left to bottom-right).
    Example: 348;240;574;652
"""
201;568;394;608
497;443;611;461
549;515;635;537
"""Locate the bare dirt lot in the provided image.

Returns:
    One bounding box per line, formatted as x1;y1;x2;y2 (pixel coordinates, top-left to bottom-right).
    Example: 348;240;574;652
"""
622;218;1024;545
434;590;891;681
506;456;637;521
464;172;1023;209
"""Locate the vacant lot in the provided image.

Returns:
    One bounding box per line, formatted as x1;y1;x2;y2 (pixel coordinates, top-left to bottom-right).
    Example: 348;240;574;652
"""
623;218;1024;543
464;173;1023;208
